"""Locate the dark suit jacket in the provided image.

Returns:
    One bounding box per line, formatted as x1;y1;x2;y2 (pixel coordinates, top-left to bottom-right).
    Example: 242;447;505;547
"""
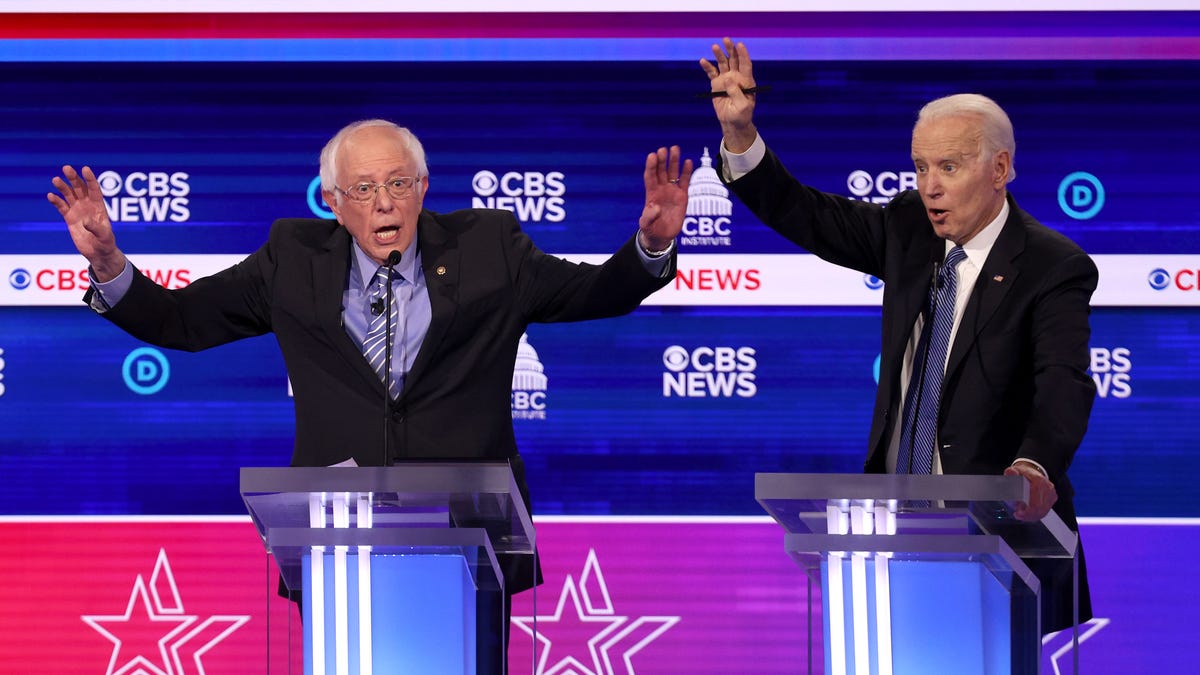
96;208;674;594
723;148;1097;633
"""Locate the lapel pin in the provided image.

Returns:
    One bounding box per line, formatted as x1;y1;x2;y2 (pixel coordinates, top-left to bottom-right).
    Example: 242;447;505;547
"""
993;275;1005;283
435;265;447;276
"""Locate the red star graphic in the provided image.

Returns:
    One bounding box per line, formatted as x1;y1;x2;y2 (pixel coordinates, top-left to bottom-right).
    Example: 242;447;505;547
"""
82;576;196;675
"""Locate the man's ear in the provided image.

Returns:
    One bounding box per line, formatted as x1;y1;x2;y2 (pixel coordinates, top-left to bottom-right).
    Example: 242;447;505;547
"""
322;190;342;223
993;150;1012;187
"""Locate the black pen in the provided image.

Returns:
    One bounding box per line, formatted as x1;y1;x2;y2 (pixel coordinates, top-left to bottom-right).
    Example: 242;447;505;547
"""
702;85;772;99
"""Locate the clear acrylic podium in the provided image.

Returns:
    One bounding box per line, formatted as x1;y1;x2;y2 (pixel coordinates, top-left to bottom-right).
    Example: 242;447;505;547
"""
241;462;536;674
756;473;1078;675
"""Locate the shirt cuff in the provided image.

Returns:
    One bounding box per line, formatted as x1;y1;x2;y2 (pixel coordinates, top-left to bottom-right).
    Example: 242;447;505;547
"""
635;235;675;278
1012;458;1050;481
88;260;134;313
719;133;767;182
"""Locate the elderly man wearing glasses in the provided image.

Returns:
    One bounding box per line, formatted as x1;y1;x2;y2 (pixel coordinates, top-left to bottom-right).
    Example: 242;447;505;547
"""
48;119;693;665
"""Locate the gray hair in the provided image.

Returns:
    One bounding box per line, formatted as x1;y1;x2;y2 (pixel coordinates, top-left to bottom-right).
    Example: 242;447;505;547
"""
916;94;1016;183
318;119;429;192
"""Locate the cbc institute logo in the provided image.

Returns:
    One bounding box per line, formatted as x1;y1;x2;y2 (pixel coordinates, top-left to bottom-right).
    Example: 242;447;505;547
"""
512;333;548;420
680;148;734;247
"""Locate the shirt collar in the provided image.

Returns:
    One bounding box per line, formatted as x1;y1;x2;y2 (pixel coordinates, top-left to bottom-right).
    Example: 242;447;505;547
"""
350;236;421;289
946;198;1009;269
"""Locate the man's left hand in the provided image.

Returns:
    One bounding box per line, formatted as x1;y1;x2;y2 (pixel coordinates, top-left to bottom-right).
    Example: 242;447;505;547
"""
638;145;693;252
1005;462;1058;522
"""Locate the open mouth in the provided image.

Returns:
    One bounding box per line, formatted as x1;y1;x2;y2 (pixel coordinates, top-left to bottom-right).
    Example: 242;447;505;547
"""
374;226;401;243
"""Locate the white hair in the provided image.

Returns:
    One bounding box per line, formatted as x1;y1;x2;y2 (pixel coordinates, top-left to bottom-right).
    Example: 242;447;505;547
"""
916;94;1016;183
318;119;429;192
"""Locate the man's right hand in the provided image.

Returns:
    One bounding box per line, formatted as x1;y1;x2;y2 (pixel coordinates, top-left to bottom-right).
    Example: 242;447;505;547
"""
48;165;126;282
699;38;759;154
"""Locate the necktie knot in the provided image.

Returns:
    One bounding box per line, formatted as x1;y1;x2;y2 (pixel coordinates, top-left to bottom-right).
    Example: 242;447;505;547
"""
942;246;966;278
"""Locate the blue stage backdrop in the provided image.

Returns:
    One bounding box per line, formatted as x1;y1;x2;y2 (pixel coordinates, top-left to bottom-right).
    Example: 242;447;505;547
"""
1;57;1198;519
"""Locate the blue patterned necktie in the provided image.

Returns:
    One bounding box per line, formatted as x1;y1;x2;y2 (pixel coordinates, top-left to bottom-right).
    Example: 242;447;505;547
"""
363;264;402;400
896;246;967;474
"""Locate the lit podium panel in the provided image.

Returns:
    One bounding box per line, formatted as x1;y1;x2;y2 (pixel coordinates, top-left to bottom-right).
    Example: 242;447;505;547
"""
241;463;536;674
756;473;1078;675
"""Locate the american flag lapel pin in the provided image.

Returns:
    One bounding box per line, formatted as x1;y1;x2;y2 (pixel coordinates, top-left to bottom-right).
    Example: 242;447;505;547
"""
993;274;1005;283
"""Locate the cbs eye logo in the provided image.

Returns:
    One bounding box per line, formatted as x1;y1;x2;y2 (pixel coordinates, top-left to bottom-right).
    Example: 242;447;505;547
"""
8;268;31;290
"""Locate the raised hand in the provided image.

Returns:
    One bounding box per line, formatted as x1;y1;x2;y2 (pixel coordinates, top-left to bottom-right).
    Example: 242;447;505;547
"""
699;38;759;153
48;165;126;282
637;146;694;252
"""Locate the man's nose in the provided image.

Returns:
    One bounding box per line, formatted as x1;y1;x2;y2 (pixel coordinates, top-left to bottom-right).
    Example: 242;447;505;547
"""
373;188;395;210
920;175;942;198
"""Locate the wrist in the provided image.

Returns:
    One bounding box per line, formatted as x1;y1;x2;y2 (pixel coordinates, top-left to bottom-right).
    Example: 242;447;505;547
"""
90;252;127;283
638;230;674;257
721;123;758;155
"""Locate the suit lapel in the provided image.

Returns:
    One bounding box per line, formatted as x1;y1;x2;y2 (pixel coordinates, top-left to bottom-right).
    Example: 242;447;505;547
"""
312;226;387;394
945;196;1024;379
402;211;461;394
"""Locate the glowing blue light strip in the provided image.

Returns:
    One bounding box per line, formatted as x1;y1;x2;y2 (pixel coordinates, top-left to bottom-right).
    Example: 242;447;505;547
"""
357;495;373;674
309;494;327;675
0;37;1195;62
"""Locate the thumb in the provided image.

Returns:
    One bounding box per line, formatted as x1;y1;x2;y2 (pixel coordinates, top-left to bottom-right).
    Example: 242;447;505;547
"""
639;203;661;230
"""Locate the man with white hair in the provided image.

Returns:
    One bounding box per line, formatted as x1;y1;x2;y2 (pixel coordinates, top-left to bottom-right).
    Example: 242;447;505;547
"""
701;39;1096;634
49;119;694;667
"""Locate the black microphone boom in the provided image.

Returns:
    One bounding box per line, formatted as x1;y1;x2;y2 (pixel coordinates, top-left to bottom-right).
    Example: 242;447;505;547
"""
381;250;402;467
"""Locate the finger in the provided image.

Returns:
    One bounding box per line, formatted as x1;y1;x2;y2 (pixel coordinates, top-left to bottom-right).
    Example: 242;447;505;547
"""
655;147;670;186
63;165;85;195
50;175;71;200
699;58;719;80
667;145;681;182
735;40;753;74
642;151;658;194
47;192;69;216
725;37;739;74
677;158;695;190
711;42;729;73
82;166;100;195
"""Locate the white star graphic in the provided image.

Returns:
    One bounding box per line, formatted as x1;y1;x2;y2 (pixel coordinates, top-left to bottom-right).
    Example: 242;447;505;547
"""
511;549;680;675
1042;617;1110;675
81;549;250;675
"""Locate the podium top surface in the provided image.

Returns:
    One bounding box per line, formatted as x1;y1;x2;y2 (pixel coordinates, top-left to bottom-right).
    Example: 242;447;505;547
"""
755;472;1076;559
240;462;535;556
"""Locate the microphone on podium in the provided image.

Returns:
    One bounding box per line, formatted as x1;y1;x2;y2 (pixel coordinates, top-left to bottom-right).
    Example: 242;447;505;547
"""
380;250;402;467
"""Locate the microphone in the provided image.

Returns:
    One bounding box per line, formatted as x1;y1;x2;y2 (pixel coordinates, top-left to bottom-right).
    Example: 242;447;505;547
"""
381;250;402;467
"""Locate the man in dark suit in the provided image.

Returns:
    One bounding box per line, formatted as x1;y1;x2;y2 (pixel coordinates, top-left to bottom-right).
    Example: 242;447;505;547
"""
701;39;1097;635
48;119;693;660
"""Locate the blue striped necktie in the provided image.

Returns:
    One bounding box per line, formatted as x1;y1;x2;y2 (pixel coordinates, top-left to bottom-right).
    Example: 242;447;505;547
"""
896;246;967;474
363;264;402;400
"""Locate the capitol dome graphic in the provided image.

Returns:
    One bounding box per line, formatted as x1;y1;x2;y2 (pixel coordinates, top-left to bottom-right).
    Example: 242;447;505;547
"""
512;333;547;392
686;148;733;217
